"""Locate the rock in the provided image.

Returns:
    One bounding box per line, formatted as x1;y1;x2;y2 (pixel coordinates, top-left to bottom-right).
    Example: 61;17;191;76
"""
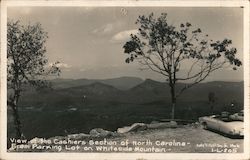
89;128;114;137
147;122;170;129
170;121;178;128
67;133;90;139
48;136;65;141
150;120;159;124
117;126;130;134
147;121;178;129
117;123;147;133
29;137;45;144
188;122;200;128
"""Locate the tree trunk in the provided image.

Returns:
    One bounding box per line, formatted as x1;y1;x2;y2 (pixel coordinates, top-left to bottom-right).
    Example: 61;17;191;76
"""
210;103;214;114
11;104;22;138
170;84;176;120
171;102;175;119
9;89;22;138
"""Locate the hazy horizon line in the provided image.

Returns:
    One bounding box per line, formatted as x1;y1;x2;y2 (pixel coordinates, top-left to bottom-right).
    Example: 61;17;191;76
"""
50;76;244;83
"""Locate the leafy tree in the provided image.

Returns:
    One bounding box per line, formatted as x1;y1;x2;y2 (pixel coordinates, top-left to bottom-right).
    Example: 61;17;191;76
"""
7;20;60;138
123;13;242;119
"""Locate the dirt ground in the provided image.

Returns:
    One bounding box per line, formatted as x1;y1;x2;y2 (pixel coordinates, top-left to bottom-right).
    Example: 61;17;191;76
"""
112;125;243;153
9;125;243;153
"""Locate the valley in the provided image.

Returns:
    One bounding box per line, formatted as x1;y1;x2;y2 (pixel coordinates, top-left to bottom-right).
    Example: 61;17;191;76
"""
7;77;244;140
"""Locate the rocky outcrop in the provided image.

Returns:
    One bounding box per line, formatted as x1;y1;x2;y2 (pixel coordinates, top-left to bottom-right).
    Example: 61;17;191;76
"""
89;128;117;137
147;121;177;129
117;123;148;134
117;121;178;134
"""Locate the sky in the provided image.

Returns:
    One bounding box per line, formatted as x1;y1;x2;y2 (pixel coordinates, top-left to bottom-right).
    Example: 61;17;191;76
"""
7;7;244;81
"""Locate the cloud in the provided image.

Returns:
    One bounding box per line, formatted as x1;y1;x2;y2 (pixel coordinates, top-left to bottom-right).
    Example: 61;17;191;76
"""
49;62;72;69
111;29;138;43
19;8;32;15
92;23;114;34
92;21;124;35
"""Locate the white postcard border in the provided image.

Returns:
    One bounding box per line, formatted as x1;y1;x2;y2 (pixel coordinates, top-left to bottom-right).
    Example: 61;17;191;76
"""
1;1;249;160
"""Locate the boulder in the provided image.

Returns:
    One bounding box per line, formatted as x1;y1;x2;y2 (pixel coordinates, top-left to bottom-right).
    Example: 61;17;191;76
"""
147;121;177;129
150;120;160;124
48;136;65;141
67;133;90;139
29;137;45;144
147;122;170;129
188;122;200;128
117;123;147;133
170;121;178;128
89;128;114;137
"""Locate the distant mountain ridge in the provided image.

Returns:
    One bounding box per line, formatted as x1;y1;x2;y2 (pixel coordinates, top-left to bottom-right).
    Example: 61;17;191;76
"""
60;82;122;96
50;76;143;90
131;79;243;96
50;77;244;101
48;77;243;104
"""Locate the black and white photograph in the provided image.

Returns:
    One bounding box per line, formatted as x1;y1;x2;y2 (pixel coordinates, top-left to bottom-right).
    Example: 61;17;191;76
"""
0;1;249;160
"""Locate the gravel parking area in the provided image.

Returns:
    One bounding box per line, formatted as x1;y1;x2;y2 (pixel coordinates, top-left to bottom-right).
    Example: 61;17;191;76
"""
9;125;243;153
115;125;243;153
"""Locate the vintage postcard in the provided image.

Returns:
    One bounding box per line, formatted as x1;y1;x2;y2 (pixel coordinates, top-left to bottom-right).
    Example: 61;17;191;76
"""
0;0;249;160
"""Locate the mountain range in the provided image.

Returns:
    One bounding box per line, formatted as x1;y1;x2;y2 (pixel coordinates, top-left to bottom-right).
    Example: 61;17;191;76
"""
50;76;143;90
20;77;244;111
8;76;244;139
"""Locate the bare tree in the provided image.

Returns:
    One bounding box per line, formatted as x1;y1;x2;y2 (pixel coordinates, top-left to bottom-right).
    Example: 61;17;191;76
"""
123;13;242;119
7;20;60;138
